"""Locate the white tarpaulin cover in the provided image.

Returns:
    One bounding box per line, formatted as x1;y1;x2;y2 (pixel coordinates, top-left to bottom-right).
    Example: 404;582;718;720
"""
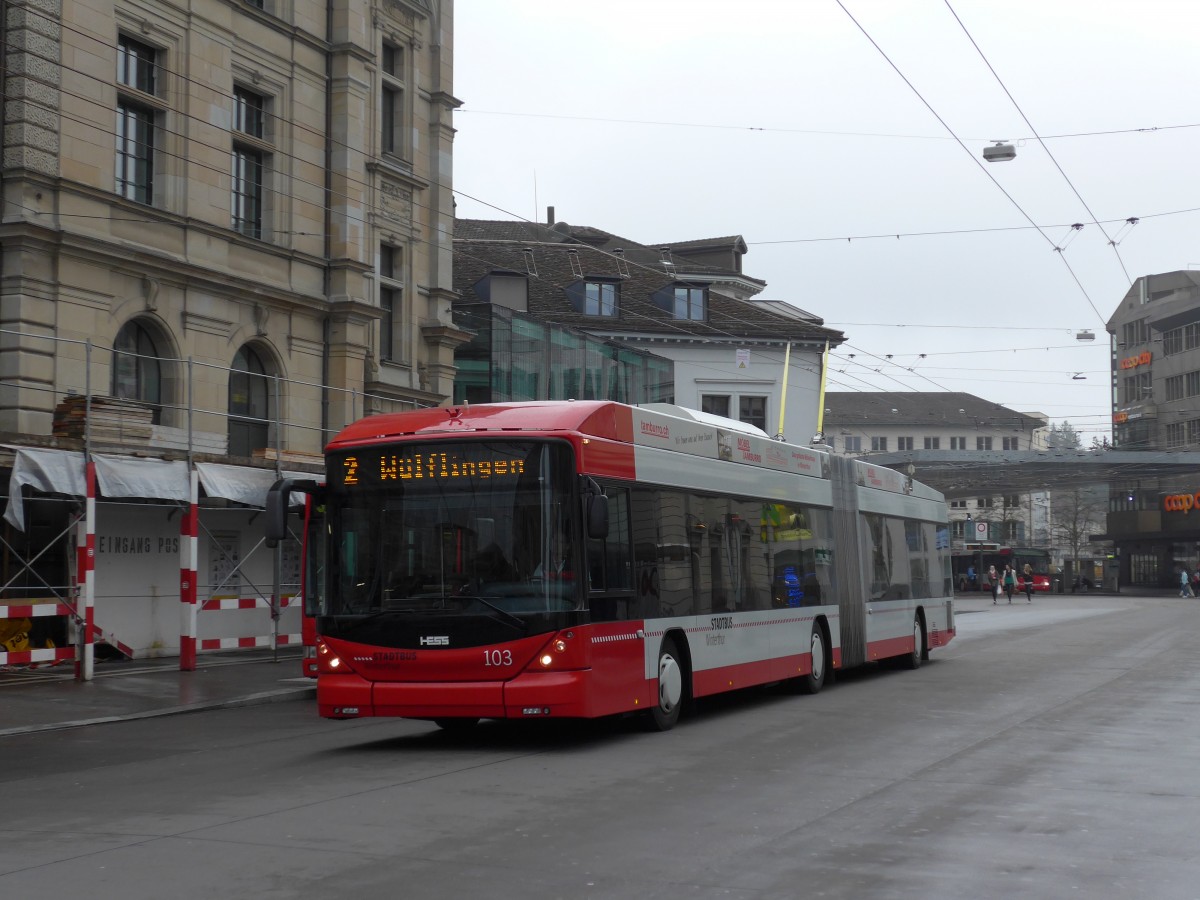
95;455;190;504
3;447;86;530
4;447;309;530
195;463;310;509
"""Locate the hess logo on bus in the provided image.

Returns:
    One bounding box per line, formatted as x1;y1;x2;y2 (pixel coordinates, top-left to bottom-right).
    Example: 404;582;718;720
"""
420;635;450;646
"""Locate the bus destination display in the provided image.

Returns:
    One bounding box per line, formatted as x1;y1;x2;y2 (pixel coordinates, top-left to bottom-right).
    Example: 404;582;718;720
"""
335;447;527;487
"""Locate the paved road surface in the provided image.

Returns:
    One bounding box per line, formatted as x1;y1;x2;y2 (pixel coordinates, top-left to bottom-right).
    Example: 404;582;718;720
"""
2;593;1199;899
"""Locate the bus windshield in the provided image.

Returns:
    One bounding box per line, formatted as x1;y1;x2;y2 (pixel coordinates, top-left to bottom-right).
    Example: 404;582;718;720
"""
325;440;579;617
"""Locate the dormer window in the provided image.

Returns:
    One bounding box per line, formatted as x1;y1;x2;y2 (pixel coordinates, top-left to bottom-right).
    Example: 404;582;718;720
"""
584;280;618;317
673;285;706;320
651;282;707;320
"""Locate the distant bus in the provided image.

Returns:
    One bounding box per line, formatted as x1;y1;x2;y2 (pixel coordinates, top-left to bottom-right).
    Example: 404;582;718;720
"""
952;544;1052;593
268;401;955;732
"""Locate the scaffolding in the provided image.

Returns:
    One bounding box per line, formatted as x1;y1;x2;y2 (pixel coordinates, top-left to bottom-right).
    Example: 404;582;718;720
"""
0;327;423;680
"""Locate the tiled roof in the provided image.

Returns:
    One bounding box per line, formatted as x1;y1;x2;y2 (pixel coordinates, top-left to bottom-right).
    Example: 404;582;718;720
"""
824;392;1046;428
454;219;842;344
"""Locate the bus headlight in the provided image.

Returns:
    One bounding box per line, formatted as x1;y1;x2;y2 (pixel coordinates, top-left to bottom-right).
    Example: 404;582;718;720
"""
539;653;554;667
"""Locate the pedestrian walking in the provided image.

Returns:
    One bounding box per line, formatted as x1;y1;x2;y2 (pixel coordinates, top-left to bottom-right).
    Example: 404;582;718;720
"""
1023;563;1034;602
988;565;999;603
1003;565;1016;603
1181;569;1193;598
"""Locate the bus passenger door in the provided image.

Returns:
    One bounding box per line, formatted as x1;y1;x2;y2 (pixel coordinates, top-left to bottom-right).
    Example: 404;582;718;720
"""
585;486;643;716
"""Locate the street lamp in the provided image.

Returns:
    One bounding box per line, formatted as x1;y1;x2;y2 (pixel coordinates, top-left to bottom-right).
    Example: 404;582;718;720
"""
983;140;1016;162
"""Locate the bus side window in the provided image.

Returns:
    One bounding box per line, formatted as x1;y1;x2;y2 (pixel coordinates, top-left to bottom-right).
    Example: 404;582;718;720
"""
588;487;632;621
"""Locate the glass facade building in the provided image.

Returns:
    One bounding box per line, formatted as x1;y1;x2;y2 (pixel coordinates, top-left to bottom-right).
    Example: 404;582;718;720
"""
452;303;674;405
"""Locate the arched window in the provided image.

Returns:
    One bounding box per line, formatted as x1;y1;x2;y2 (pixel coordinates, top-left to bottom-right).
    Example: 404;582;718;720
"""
112;320;162;421
228;345;272;457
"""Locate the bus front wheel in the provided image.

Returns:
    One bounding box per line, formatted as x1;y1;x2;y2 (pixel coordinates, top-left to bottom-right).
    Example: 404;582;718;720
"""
647;638;685;731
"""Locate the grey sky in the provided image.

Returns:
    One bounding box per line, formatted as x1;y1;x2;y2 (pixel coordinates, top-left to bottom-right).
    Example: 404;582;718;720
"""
452;1;1200;440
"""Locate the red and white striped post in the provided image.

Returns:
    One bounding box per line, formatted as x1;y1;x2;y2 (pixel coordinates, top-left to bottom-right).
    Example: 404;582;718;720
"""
180;468;199;671
75;460;96;682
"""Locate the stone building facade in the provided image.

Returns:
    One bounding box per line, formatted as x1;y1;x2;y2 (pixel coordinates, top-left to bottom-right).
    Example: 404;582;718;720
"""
1;0;464;457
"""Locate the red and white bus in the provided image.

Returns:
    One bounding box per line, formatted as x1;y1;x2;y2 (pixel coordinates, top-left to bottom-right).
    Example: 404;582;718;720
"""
951;545;1052;593
267;401;955;731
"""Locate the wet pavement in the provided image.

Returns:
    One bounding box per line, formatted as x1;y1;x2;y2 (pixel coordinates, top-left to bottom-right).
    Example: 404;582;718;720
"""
0;587;1163;738
0;649;314;737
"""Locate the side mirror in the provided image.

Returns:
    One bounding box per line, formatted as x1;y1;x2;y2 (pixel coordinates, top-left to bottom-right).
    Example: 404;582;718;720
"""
265;479;322;547
587;493;609;539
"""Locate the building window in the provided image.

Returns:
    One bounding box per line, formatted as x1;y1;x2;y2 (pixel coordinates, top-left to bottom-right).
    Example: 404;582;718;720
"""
1166;374;1184;402
1003;495;1020;508
924;436;940;449
118;35;156;93
115;36;160;204
950;436;966;450
116;104;155;203
951;520;967;540
379;244;405;363
949;499;967;509
231;147;263;238
1188;371;1200;397
234;86;264;138
976;437;993;451
739;396;767;432
1004;522;1020;542
1187;323;1200;351
232;87;269;239
1189;419;1200;445
112;320;162;419
381;41;406;158
1122;319;1149;348
584;281;618;316
897;436;913;451
844;436;862;453
672;286;706;320
1002;437;1020;450
228;345;272;457
871;436;888;452
1163;328;1182;356
700;394;765;431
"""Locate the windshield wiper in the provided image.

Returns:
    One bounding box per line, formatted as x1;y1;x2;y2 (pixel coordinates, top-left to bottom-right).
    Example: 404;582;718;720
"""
456;595;527;632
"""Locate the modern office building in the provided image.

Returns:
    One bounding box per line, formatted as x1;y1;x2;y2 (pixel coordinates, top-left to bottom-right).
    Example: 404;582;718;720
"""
1105;270;1200;586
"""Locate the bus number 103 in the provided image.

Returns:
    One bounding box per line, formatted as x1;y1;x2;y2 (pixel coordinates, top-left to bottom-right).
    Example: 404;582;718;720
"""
484;649;513;667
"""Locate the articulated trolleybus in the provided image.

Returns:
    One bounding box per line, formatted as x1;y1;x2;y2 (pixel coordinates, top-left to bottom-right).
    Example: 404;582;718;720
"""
266;401;954;731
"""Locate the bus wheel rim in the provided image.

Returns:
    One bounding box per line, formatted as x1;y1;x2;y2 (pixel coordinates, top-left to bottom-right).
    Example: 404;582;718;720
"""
659;654;682;711
810;631;824;682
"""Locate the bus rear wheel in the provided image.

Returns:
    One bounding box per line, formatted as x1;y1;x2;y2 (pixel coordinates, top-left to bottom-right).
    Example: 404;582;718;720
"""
901;615;924;670
647;638;685;731
798;625;828;695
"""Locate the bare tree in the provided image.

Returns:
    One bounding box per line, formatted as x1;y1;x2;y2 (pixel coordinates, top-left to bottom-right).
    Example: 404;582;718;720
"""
1051;487;1108;586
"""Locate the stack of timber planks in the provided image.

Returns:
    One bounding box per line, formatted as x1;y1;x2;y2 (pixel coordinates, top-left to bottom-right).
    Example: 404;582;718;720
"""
53;395;154;443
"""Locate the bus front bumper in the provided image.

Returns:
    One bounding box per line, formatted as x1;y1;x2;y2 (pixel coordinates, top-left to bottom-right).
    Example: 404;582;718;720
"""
317;670;595;720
